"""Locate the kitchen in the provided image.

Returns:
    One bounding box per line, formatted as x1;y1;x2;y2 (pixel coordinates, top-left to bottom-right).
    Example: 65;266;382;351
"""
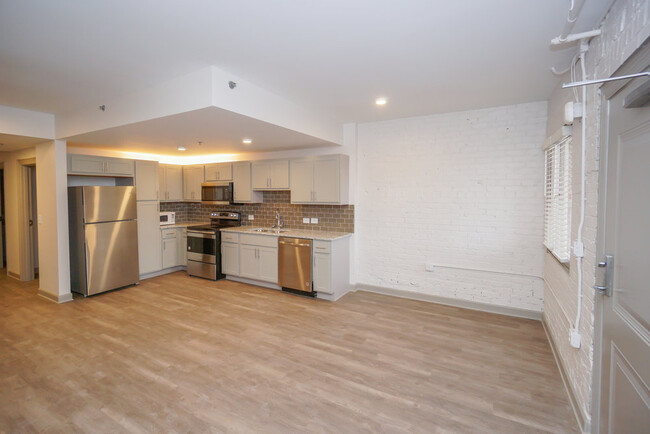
1;0;649;432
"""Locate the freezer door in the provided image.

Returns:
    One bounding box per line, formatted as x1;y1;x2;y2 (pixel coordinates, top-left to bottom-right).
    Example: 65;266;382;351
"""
85;220;140;295
83;186;137;223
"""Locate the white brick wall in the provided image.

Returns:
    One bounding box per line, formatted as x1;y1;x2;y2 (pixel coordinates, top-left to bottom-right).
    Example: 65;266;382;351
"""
543;0;650;430
356;101;548;311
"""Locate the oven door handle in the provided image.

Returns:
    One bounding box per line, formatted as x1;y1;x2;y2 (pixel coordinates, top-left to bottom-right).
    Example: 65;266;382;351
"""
187;231;217;239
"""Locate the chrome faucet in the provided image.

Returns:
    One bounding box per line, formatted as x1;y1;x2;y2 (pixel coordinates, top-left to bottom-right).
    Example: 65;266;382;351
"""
273;208;284;229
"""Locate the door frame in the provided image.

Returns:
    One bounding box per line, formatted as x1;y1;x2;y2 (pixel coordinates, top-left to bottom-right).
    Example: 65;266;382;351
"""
18;158;36;281
592;39;650;433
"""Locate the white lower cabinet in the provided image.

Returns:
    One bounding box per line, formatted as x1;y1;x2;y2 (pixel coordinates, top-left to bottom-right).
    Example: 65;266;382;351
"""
312;238;350;300
137;201;162;275
225;233;278;284
161;228;179;269
221;242;239;275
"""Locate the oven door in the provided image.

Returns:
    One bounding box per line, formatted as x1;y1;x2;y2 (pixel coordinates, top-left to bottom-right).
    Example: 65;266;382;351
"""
201;182;233;205
187;231;217;263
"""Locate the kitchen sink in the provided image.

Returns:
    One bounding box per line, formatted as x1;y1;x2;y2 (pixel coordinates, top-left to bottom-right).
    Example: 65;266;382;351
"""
249;228;288;233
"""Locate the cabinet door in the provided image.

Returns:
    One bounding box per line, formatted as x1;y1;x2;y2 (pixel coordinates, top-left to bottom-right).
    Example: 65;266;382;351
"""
258;247;278;283
233;161;251;202
313;157;340;203
162;237;178;269
158;166;166;200
183;166;203;201
205;163;232;181
313;252;332;294
269;160;289;189
239;245;259;279
221;242;240;276
105;157;134;176
136;201;162;274
166;166;183;201
290;159;314;203
135;160;159;201
68;155;105;174
252;162;269;189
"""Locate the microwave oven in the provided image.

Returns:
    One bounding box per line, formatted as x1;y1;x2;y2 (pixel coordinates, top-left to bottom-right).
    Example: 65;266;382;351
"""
201;182;234;205
160;211;175;226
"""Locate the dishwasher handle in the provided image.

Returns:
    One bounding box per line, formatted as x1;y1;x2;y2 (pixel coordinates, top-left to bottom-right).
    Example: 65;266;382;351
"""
279;240;311;247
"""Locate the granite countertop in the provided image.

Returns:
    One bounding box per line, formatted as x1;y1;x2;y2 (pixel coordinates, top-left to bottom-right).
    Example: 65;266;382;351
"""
220;226;352;241
160;222;209;229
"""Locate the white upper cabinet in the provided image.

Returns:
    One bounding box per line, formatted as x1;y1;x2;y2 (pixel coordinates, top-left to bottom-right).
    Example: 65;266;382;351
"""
68;154;134;177
252;160;289;190
232;161;262;203
289;154;349;204
134;160;159;201
183;165;204;201
159;165;183;201
205;163;232;181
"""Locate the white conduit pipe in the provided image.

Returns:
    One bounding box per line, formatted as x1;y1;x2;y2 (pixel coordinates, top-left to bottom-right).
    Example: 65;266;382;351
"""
558;0;587;42
573;44;589;341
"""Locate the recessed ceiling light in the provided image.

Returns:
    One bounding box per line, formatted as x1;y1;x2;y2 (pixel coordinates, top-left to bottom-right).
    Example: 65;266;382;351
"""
375;97;387;106
242;138;252;144
177;146;186;151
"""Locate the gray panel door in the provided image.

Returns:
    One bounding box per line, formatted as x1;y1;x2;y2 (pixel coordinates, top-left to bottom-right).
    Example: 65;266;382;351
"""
83;186;137;223
598;78;650;433
85;220;140;295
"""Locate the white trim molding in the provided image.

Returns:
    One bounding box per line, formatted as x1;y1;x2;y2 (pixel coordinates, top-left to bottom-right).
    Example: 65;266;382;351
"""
38;290;73;304
355;283;542;320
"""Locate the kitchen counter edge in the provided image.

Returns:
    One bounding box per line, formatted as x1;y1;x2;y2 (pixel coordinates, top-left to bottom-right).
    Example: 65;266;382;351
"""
220;227;353;241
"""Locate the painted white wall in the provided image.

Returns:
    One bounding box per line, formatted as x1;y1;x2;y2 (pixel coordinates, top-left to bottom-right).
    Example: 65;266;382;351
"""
354;102;548;312
34;140;71;301
55;67;214;138
0;105;55;139
210;66;341;145
543;0;650;430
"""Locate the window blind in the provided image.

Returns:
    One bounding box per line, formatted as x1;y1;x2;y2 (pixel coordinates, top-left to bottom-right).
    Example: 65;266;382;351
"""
544;136;571;263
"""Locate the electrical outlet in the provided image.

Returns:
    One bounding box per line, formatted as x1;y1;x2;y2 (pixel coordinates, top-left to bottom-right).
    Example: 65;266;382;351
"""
310;217;319;224
302;217;310;224
248;215;254;220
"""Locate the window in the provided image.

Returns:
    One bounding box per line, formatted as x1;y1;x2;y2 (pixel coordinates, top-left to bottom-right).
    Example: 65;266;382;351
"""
544;135;571;263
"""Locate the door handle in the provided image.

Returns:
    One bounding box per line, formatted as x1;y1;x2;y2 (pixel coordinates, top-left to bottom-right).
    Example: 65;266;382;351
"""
594;254;614;296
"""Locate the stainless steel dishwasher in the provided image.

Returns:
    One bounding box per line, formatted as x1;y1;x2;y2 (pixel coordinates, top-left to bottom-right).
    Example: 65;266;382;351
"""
278;237;313;296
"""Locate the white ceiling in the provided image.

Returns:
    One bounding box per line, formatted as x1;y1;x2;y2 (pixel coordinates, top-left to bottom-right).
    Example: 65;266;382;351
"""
0;0;611;123
67;106;336;156
0;133;48;151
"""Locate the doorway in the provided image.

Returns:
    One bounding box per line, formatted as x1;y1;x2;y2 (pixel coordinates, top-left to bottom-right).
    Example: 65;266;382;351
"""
0;168;5;269
19;161;38;280
594;47;650;432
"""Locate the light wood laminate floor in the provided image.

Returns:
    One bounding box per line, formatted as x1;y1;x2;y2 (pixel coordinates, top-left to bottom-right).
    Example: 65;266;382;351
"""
0;271;577;433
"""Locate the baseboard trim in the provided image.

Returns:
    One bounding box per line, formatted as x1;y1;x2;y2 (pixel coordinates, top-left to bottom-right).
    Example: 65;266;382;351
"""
140;266;186;280
38;290;73;304
542;319;588;433
225;275;282;291
356;283;542;320
8;271;21;280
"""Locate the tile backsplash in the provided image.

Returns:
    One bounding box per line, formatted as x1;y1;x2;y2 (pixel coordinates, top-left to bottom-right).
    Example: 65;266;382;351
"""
161;191;354;232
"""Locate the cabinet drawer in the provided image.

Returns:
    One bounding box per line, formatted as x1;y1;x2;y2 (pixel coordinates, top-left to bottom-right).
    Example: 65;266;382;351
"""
161;228;178;239
313;240;331;253
221;232;239;243
239;233;278;248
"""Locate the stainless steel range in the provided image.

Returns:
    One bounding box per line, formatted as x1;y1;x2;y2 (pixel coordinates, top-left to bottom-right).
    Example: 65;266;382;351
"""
187;211;241;280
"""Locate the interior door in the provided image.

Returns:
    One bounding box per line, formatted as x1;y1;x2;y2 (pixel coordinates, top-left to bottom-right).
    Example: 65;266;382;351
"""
598;76;650;433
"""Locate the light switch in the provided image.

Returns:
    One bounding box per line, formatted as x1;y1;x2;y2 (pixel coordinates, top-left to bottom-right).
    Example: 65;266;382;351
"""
248;215;254;220
302;217;310;224
310;217;319;224
38;214;43;224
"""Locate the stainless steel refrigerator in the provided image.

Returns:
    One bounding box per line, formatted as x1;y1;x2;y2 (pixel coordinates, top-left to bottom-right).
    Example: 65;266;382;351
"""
68;186;140;296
